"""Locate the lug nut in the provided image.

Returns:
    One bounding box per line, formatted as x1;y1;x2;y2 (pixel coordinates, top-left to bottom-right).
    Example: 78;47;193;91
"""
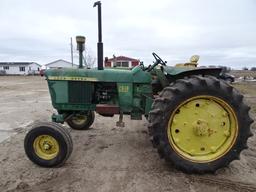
224;130;230;137
210;146;216;152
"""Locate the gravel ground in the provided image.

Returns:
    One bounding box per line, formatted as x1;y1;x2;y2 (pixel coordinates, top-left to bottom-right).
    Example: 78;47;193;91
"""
0;76;255;192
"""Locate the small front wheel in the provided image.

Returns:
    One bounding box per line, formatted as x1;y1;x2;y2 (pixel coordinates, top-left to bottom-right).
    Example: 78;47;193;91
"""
24;122;73;167
66;111;95;130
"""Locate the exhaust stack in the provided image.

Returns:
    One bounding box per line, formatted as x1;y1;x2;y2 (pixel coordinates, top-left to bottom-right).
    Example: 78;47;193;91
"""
94;1;104;70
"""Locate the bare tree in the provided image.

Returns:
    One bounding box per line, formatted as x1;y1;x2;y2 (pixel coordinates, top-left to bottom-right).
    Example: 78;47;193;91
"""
73;46;96;68
84;47;96;68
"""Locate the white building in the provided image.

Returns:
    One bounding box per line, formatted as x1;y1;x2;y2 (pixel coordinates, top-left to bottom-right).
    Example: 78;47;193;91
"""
0;62;41;75
45;59;78;69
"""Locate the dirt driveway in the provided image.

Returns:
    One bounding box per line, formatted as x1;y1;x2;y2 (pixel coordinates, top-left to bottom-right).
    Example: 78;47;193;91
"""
0;76;256;192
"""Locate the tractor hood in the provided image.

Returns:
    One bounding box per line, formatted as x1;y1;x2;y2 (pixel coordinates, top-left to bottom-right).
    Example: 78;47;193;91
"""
45;66;151;84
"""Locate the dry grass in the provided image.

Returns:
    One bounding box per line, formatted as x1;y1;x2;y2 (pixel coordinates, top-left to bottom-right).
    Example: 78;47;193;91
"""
231;70;256;78
233;82;256;119
233;82;256;96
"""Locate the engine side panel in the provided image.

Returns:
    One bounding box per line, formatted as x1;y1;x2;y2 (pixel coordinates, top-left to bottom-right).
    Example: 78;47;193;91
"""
47;80;96;111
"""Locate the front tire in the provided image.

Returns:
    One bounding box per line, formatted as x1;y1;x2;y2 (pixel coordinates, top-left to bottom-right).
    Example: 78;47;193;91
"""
24;122;73;167
66;111;95;130
148;76;253;173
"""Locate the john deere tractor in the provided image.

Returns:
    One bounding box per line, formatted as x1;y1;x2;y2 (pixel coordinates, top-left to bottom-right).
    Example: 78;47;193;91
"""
24;1;253;173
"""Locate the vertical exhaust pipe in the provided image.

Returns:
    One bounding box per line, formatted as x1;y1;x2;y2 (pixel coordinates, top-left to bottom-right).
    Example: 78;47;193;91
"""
94;1;104;70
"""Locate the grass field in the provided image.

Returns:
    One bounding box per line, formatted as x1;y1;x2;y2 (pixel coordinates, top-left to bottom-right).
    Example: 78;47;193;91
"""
233;82;256;114
230;70;256;78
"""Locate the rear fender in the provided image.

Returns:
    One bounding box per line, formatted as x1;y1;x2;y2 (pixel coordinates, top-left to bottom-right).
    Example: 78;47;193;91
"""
166;68;222;81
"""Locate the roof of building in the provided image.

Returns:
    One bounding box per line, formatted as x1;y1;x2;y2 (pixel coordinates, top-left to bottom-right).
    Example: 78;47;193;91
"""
107;56;139;62
0;62;41;66
45;59;78;66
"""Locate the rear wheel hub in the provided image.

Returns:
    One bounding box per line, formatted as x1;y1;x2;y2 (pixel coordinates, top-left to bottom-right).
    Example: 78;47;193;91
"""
193;119;209;136
168;96;238;163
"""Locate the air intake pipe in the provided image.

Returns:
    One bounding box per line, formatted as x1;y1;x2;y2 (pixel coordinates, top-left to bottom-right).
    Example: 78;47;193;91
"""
76;36;86;69
94;1;104;70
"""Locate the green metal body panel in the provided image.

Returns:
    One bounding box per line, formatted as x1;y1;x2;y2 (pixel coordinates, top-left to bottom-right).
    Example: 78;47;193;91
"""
163;66;189;75
116;83;133;112
154;68;169;87
45;66;151;83
163;66;222;77
45;66;153;117
45;64;221;122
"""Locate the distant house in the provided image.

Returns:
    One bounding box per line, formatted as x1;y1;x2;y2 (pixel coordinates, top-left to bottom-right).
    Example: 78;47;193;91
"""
104;56;140;68
0;62;41;75
45;59;78;69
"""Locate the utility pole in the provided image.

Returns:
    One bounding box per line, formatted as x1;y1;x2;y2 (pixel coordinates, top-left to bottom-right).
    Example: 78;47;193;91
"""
70;37;74;67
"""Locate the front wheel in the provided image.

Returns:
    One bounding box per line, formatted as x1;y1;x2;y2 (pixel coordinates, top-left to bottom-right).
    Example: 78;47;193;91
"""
148;76;253;173
66;111;95;130
24;122;73;167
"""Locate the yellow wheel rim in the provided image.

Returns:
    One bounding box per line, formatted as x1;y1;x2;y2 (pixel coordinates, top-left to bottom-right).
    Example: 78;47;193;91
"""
167;96;238;163
33;135;60;160
72;115;88;125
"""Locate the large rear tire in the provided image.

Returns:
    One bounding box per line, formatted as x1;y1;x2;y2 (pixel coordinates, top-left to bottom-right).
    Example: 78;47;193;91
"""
148;75;253;174
24;122;73;167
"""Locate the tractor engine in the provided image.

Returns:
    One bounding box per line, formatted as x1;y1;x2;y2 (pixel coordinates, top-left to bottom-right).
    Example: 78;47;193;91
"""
95;83;117;103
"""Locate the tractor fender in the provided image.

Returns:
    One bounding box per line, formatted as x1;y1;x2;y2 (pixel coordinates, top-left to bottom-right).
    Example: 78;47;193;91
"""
165;67;222;80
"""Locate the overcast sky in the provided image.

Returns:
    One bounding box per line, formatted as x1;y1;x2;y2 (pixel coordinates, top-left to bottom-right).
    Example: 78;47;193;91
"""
0;0;255;69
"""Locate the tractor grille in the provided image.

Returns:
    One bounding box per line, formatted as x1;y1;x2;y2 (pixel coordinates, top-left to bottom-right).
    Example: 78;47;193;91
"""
68;81;93;104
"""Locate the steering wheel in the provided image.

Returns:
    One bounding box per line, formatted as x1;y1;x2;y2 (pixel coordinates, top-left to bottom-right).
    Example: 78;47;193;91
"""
148;52;166;71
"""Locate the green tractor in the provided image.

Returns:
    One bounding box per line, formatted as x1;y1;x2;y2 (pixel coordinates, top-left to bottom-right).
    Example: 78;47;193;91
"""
24;1;253;174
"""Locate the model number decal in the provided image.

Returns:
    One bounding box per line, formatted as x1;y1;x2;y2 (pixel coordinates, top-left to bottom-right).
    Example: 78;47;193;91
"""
118;85;129;93
48;76;98;82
